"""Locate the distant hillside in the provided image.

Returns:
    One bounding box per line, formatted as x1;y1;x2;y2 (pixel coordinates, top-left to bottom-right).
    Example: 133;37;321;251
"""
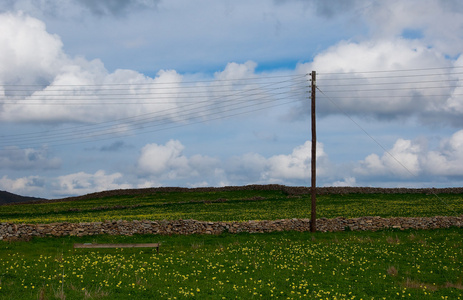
0;190;47;205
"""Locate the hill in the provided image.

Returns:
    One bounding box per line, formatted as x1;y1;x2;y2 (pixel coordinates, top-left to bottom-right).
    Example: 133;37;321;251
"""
0;190;47;205
0;185;462;225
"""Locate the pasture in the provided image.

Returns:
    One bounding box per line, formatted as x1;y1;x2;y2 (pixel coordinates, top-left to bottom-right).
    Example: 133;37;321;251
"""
0;187;462;299
0;188;462;224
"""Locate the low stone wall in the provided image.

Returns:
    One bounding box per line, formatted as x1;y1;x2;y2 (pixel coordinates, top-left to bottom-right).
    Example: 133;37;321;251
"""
1;216;462;241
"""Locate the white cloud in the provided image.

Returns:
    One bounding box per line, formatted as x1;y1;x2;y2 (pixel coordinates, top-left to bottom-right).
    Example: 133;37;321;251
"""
225;140;334;186
0;12;65;86
354;130;463;180
137;140;221;181
263;141;328;181
214;61;257;81
364;0;463;56
355;139;422;178
0;175;45;197
6;130;463;198
3;9;458;130
226;153;268;182
422;130;463;176
53;170;132;197
0;170;134;198
0;12;292;132
295;37;463;126
0;146;61;170
2;1;463;198
330;176;357;187
137;140;188;176
135;140;333;186
0;12;187;125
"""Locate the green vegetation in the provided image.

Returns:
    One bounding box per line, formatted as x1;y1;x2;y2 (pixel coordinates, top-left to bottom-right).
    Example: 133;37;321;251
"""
0;190;462;224
0;189;462;299
0;228;462;299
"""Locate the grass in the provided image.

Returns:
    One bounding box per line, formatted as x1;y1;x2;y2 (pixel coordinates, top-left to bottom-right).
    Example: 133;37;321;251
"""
0;228;462;299
0;188;462;299
0;190;462;224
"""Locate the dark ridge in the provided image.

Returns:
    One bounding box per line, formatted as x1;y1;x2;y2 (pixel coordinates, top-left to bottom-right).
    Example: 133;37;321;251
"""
2;185;463;206
0;190;47;205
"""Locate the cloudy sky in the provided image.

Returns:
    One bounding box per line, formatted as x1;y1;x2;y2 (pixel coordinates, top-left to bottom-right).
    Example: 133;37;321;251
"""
1;0;463;199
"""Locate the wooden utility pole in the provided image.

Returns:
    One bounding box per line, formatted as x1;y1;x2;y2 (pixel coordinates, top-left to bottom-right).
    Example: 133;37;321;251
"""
310;71;317;233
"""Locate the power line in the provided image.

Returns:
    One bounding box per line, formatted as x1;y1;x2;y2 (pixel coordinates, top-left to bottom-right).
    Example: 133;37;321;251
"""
317;65;463;75
316;85;460;216
0;78;307;139
318;84;462;93
1;78;307;106
2;96;303;149
0;79;307;148
2;73;307;87
318;71;463;81
317;78;462;87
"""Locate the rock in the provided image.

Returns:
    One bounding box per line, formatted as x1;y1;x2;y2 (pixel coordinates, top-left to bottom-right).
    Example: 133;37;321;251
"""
0;215;462;240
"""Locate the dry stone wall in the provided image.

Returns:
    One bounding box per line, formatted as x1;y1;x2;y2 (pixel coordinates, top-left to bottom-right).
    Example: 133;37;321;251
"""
1;216;462;241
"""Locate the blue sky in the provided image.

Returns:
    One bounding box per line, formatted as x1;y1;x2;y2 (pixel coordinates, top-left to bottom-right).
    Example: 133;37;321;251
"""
1;0;463;199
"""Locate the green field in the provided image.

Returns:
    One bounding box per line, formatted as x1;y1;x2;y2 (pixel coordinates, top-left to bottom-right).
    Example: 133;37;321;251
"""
0;189;462;224
0;229;462;299
0;188;462;299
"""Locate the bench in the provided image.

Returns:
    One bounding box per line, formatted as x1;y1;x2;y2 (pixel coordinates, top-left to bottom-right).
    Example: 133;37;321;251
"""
73;243;160;252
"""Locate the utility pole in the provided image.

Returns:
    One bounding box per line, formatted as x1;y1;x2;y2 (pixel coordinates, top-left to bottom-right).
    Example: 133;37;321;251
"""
310;71;317;233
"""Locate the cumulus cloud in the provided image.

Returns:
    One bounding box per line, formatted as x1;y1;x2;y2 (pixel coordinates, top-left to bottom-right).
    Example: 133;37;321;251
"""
364;0;463;56
295;37;463;126
0;175;45;197
0;146;61;170
0;12;180;125
262;141;329;182
354;129;463;180
288;0;463;127
4;6;459;130
355;139;423;178
53;170;132;197
226;153;268;183
137;140;221;181
137;140;188;176
422;130;463;177
0;12;293;132
136;139;332;187
0;12;65;87
0;170;132;198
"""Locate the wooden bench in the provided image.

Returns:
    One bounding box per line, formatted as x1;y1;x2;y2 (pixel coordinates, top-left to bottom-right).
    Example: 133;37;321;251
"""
73;243;160;252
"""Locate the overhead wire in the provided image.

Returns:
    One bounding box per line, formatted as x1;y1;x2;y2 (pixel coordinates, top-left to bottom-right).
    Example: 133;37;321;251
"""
315;67;462;103
1;77;307;105
1;66;462;213
0;74;308;148
1;73;306;87
317;65;463;75
3;94;304;149
0;77;306;140
315;66;462;215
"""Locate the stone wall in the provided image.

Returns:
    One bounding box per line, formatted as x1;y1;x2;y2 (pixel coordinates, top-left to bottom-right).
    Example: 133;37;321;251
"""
1;216;462;241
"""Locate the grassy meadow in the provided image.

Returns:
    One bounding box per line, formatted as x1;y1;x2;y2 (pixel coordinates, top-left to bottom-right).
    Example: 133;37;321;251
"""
0;188;462;299
0;189;462;224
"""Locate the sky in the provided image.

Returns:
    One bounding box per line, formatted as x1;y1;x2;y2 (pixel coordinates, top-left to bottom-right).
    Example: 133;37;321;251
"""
1;0;463;199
